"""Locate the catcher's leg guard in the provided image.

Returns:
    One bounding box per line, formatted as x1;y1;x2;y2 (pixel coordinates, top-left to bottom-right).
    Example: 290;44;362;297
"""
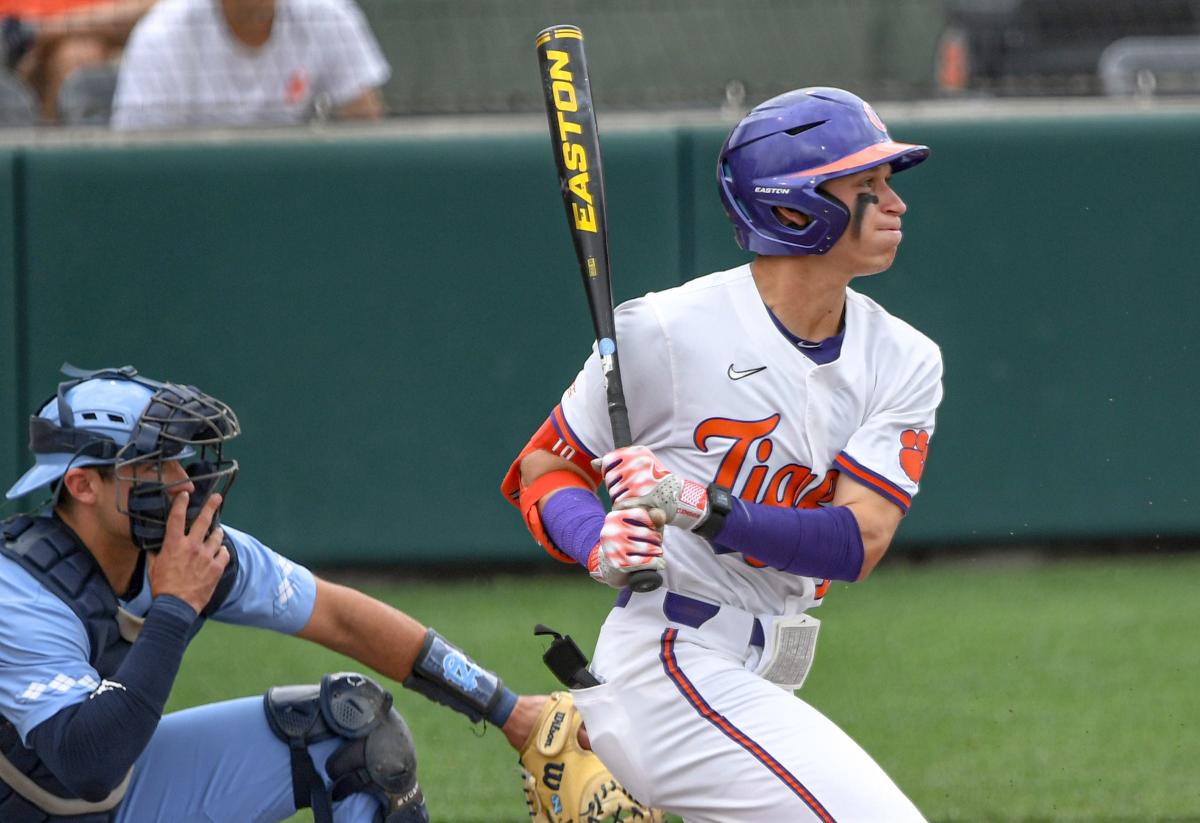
264;672;428;823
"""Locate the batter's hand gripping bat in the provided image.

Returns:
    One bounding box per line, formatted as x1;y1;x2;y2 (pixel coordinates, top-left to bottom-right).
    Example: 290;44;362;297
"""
535;24;662;593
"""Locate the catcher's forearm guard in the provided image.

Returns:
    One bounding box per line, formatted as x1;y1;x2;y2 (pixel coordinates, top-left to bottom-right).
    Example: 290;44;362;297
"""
403;629;517;727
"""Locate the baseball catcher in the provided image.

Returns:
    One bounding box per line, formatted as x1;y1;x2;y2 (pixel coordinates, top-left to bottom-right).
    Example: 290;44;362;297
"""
0;363;595;822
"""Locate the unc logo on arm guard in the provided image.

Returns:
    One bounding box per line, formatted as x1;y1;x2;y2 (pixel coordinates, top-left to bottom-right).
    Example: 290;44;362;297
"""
441;652;480;692
403;629;510;725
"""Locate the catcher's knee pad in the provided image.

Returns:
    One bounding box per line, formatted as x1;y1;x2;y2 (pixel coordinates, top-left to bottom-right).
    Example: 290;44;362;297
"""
265;672;428;823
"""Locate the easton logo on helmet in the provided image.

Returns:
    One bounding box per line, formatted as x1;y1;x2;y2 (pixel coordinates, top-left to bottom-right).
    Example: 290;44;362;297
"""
754;186;791;194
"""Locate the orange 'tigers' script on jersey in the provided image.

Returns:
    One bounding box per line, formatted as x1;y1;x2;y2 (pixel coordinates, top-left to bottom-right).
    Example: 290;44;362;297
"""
694;415;839;510
693;414;837;587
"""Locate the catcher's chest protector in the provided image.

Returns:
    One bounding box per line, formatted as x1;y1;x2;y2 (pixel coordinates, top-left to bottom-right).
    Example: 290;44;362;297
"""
0;513;238;822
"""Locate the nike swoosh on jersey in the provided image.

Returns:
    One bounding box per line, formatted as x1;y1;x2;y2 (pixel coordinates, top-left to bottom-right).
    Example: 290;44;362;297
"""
727;364;767;380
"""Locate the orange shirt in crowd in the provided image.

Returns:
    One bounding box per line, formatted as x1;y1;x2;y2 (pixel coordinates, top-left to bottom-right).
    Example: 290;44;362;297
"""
0;0;112;18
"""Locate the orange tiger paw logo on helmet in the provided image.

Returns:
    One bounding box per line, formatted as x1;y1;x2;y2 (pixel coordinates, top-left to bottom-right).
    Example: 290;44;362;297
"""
899;429;929;482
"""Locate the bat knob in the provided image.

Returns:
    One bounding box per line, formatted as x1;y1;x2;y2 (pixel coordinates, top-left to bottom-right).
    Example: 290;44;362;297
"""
627;569;662;593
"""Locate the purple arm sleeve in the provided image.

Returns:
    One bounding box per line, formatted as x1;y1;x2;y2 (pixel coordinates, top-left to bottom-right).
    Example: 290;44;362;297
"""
540;487;605;567
712;500;865;582
27;595;196;801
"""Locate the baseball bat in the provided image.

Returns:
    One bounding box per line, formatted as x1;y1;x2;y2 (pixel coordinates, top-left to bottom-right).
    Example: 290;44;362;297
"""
534;24;662;594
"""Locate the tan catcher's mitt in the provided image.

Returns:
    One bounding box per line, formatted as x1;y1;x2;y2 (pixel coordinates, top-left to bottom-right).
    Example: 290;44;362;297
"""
519;691;663;822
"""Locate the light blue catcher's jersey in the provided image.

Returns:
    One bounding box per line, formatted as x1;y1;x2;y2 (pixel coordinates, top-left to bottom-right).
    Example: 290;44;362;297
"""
0;525;317;744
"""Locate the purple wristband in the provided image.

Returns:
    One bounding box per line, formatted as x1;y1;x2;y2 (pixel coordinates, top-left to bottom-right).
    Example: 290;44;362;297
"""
540;487;605;566
713;500;865;581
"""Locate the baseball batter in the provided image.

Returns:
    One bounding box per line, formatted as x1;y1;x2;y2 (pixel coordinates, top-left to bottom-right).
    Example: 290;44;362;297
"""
503;87;943;821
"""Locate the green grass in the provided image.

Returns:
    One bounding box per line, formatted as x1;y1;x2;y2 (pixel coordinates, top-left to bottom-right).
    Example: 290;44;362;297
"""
169;553;1200;823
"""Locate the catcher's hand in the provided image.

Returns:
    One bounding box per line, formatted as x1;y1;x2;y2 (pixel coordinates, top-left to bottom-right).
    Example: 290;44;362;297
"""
519;691;663;823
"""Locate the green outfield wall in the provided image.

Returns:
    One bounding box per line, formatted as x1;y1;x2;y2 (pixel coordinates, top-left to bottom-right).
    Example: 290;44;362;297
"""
1;150;19;493
2;112;1197;564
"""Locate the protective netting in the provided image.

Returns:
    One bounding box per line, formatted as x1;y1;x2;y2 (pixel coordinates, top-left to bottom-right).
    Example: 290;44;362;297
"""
940;0;1200;97
2;0;1199;128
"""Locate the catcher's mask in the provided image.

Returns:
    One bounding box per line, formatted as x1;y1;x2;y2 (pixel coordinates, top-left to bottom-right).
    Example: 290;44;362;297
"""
717;86;929;256
6;363;240;552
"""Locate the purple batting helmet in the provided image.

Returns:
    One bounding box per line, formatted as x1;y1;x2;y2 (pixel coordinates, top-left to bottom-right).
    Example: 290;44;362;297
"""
717;87;929;256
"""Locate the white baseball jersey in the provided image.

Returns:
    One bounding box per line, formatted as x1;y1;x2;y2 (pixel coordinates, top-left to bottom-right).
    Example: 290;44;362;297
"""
559;263;943;618
563;264;940;821
111;0;390;130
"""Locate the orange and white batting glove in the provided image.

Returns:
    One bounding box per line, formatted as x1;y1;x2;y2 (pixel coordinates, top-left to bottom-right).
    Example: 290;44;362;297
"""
595;445;711;530
587;507;666;589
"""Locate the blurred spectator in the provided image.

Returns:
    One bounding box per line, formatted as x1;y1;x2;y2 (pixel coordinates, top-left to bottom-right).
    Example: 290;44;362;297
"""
111;0;388;130
1;0;154;123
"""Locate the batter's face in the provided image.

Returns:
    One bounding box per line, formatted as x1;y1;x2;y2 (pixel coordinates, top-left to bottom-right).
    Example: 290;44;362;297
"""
822;164;907;276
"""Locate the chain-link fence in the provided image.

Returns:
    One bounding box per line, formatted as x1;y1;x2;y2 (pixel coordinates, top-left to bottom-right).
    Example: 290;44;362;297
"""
357;0;944;115
2;0;1200;129
940;0;1200;96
